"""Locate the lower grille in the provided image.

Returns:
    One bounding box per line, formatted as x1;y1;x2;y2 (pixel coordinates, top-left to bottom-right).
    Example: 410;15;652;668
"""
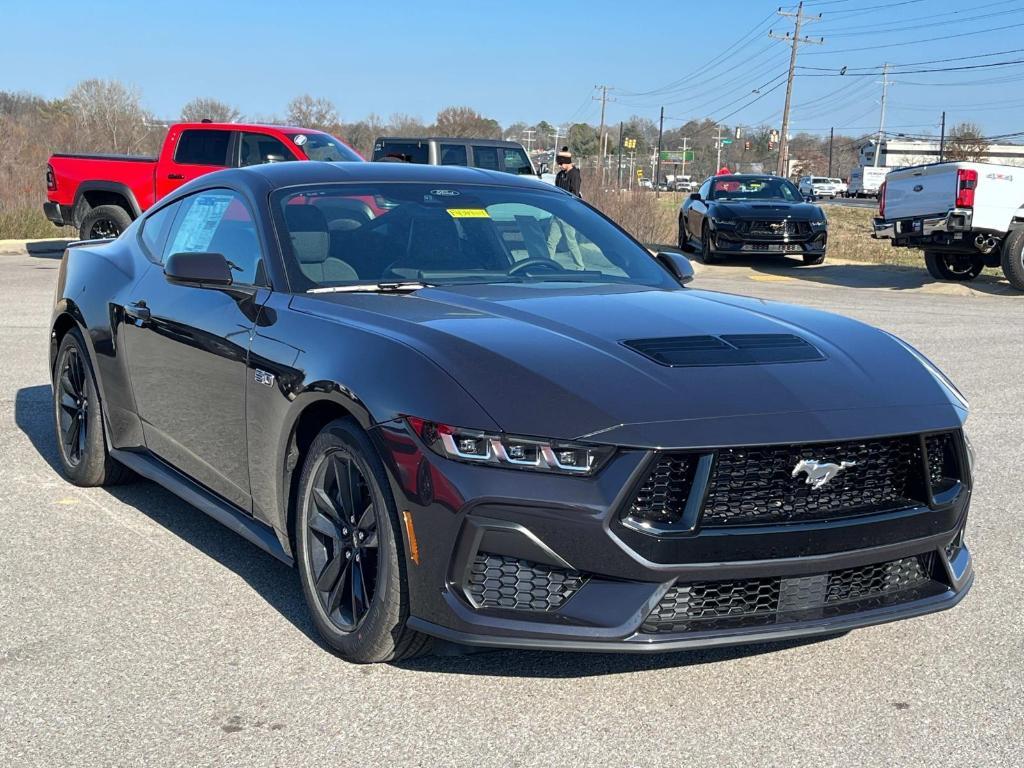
642;554;939;634
465;553;587;611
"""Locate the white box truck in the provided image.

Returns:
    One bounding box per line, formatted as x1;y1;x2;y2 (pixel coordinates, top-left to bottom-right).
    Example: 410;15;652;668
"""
848;165;890;198
872;161;1024;290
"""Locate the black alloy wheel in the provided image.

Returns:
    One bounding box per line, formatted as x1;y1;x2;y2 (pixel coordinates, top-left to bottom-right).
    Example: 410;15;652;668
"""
89;219;121;239
924;251;983;282
306;449;379;631
57;344;89;467
701;223;717;264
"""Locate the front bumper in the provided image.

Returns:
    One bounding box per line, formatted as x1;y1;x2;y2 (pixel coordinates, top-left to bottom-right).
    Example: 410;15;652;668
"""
711;226;827;257
374;422;974;653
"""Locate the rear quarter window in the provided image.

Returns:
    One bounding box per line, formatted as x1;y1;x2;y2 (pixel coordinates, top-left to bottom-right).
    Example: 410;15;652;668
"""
372;141;429;164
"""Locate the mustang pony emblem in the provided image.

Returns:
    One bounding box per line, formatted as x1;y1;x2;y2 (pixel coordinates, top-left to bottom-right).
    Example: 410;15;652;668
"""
792;459;857;489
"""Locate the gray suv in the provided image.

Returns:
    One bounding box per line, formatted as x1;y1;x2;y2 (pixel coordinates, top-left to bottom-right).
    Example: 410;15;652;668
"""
371;137;538;176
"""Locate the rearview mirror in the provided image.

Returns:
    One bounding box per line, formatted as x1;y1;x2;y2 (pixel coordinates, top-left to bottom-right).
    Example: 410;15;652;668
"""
689;192;701;201
655;251;695;285
164;252;233;287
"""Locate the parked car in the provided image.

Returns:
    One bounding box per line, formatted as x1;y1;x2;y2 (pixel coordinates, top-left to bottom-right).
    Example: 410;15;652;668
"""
50;161;973;662
831;178;848;196
44;122;362;241
798;176;841;199
872;161;1024;290
680;174;828;264
848;165;890;198
371;137;537;176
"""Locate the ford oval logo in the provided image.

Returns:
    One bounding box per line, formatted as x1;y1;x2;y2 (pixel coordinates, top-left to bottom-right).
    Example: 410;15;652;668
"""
913;184;924;192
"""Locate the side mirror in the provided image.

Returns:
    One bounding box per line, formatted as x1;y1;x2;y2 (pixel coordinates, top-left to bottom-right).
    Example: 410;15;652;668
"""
538;162;549;175
656;251;695;285
164;252;233;287
689;192;701;201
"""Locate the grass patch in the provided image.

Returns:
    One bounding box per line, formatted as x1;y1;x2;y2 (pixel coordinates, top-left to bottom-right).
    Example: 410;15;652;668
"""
818;203;917;266
0;207;74;240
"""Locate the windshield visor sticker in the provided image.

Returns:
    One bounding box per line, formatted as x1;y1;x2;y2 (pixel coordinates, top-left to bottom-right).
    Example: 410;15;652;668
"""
292;134;307;146
447;208;490;218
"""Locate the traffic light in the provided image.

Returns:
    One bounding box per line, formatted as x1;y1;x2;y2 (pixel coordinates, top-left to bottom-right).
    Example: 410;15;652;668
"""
768;140;776;150
624;137;637;150
744;140;752;151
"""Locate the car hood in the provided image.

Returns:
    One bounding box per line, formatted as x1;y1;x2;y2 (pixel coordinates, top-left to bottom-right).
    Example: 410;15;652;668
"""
711;201;823;220
294;284;964;448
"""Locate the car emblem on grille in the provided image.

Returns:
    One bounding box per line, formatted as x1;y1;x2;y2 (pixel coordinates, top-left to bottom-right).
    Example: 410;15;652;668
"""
792;459;857;489
769;222;785;231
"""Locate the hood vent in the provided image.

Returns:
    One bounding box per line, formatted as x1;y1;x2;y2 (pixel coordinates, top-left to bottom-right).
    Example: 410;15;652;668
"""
623;334;825;367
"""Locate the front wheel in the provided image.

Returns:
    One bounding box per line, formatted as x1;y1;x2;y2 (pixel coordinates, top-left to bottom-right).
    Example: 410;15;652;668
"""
79;204;132;241
700;224;718;264
924;251;983;282
295;418;431;663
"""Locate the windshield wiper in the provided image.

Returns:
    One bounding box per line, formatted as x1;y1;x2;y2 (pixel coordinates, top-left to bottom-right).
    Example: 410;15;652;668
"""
308;281;433;294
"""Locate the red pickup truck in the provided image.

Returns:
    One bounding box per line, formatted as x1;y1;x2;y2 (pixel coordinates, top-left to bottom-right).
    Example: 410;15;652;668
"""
45;122;362;240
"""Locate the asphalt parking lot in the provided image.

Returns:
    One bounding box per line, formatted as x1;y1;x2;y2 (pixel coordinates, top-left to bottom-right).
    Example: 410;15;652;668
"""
1;241;1021;768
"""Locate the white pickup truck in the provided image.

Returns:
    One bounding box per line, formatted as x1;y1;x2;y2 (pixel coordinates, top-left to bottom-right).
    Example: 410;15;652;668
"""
872;161;1024;290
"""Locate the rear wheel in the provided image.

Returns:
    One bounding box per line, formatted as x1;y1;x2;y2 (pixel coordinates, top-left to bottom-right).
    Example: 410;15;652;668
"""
52;328;132;486
295;418;431;663
1000;229;1024;291
924;251;983;281
79;205;132;241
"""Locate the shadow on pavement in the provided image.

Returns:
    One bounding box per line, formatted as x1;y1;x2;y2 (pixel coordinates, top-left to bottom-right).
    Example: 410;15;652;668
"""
15;383;841;675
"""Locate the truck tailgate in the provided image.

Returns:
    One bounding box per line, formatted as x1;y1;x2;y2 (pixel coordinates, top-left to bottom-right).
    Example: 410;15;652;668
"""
883;164;957;220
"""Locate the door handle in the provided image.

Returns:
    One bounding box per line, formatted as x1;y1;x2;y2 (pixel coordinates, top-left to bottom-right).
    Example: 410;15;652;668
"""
125;300;151;322
167;173;185;180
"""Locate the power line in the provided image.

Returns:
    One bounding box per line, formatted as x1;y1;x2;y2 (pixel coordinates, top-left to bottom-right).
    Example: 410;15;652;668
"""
797;58;1024;76
770;1;823;175
803;21;1024;55
815;2;1022;36
797;47;1024;72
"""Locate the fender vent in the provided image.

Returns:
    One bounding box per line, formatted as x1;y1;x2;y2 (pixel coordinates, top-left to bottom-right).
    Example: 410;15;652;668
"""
623;334;825;367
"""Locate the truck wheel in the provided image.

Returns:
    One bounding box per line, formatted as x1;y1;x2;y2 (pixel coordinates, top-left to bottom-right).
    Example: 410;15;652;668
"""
1000;229;1024;291
924;251;982;282
79;205;132;241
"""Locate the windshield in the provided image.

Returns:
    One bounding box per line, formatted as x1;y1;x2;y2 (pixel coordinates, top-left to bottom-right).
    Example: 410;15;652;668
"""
272;182;677;291
287;132;362;162
709;177;803;202
812;177;831;184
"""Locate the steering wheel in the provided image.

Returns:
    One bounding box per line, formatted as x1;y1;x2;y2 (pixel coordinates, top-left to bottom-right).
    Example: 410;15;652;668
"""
508;258;570;276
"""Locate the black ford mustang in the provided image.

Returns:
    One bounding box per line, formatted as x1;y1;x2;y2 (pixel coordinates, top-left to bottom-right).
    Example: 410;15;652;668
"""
680;174;828;265
50;161;973;662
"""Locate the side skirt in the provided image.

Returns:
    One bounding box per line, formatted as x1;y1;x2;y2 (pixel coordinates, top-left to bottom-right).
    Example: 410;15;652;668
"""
110;448;293;566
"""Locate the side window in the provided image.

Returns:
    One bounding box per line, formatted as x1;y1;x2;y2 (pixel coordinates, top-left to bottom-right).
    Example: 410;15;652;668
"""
239;132;296;167
372;141;429;164
699;180;711;199
471;146;499;171
501;148;532;175
174;130;231;166
139;201;180;263
439;144;468;166
163;190;265;286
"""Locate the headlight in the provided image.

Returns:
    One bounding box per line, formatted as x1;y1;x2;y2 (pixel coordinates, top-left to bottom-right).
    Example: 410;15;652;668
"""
885;332;969;410
407;417;613;475
709;216;736;228
810;219;828;229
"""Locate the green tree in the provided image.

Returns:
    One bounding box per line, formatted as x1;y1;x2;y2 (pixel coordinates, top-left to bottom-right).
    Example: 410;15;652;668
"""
567;123;599;159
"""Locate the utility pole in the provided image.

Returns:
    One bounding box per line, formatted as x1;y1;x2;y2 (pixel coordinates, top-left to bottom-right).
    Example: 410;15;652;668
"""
680;137;689;176
770;2;823;176
827;126;834;177
874;62;891;167
522;129;535;153
939;111;946;162
716;124;724;171
550;125;565;163
617;122;624;188
594;85;613;182
655;107;665;198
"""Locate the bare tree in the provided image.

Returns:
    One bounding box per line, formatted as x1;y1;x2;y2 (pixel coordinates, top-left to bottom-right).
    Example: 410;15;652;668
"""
946;122;989;163
65;79;158;154
434;106;501;138
181;97;242;123
287;94;340;132
387;113;428;137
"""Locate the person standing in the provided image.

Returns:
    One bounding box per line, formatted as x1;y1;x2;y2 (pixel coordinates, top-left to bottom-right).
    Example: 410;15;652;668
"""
548;147;584;268
554;146;582;197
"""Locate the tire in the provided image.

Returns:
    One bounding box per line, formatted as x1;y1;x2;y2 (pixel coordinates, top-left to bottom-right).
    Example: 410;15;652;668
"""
803;253;826;266
924;251;983;282
295;418;431;663
1000;228;1024;291
53;328;133;487
677;216;695;253
700;223;718;264
78;205;132;241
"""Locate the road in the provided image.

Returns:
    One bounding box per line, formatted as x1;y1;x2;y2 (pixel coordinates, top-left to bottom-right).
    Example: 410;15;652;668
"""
1;242;1021;768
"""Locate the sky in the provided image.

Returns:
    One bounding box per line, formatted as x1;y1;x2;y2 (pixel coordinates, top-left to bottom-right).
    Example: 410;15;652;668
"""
3;0;1024;140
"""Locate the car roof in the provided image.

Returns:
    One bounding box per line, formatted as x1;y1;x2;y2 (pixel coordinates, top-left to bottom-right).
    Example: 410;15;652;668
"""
712;174;785;182
175;121;330;134
186;160;556;193
373;136;526;147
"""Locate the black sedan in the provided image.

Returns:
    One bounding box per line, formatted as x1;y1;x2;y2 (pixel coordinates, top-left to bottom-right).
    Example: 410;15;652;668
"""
50;161;972;662
680;174;828;265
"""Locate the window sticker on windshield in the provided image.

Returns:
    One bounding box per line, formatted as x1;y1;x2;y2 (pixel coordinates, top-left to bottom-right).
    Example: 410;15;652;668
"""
292;134;307;146
447;208;490;218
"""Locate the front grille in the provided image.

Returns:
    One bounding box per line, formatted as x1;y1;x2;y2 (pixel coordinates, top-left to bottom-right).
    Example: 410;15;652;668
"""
642;554;939;634
738;220;811;237
925;432;962;496
701;436;927;525
628;454;696;525
465;553;587;611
